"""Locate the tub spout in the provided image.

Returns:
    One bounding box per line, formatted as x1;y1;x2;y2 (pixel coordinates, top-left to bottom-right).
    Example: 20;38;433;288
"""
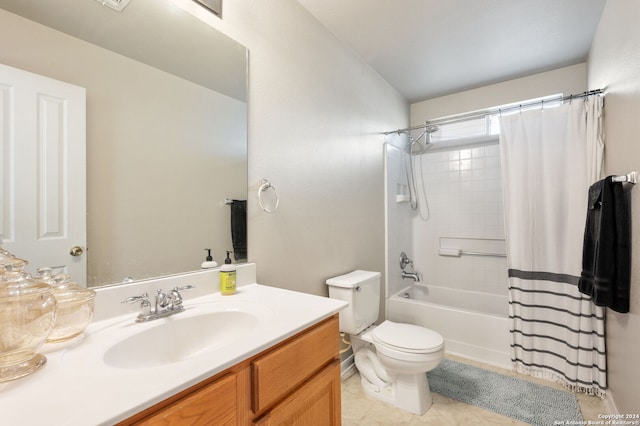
401;271;420;282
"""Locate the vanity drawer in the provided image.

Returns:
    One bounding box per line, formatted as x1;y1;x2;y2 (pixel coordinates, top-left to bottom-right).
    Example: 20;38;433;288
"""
131;373;237;425
250;314;339;413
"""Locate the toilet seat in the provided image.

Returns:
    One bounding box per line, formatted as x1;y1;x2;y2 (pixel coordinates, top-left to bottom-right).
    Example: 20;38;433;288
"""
372;320;444;354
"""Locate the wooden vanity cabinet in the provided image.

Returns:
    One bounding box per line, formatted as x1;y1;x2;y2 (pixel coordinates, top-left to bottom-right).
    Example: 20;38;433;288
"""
119;314;340;426
125;372;240;425
251;314;341;424
252;361;341;425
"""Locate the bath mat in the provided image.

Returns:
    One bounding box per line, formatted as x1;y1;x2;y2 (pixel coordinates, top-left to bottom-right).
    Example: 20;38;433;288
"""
427;359;583;425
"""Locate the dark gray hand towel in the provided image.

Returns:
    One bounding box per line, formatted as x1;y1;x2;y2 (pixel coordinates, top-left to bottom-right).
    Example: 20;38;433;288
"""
578;176;631;313
230;200;247;261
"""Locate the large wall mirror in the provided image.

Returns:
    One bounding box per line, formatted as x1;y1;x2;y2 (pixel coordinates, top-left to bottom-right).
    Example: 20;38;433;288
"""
0;0;248;287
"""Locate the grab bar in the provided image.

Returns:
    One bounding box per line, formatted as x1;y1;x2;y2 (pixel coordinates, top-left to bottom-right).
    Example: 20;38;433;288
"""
460;250;506;258
438;248;506;258
438;236;506;258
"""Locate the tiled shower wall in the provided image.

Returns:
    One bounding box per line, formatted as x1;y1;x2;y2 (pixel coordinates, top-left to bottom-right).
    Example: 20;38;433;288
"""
411;142;509;298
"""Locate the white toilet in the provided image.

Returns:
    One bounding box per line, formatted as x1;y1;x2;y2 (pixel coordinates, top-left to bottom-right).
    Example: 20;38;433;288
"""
326;270;444;415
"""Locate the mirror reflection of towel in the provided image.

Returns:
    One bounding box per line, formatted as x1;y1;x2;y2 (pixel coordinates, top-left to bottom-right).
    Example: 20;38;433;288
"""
230;200;247;261
578;176;630;313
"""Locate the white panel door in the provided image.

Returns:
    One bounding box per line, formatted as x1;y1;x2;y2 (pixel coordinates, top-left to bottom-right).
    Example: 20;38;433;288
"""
0;63;87;284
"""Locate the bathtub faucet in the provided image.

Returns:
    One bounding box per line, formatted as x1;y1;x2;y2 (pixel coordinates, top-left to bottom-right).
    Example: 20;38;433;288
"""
401;271;421;282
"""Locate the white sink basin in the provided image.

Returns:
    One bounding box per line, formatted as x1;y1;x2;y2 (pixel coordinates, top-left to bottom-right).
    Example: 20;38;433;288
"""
103;311;258;369
61;300;274;371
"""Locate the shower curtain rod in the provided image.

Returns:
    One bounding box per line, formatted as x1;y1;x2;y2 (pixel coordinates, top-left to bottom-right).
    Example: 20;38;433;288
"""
384;89;604;135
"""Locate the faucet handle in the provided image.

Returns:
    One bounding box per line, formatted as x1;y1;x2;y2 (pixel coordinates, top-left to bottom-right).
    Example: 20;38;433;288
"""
399;252;413;270
170;285;195;308
122;292;152;317
174;284;196;292
122;292;149;304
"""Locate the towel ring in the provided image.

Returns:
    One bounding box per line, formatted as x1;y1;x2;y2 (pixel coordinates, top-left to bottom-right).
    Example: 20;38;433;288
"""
258;179;279;213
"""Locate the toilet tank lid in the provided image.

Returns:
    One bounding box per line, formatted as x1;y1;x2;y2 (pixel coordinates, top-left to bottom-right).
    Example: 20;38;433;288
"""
325;270;381;288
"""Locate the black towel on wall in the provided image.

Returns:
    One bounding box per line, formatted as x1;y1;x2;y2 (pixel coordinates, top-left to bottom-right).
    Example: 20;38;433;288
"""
230;200;247;261
578;176;631;313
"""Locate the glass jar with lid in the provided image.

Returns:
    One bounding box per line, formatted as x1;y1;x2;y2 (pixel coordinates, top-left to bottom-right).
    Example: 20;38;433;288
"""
38;270;95;343
0;262;56;382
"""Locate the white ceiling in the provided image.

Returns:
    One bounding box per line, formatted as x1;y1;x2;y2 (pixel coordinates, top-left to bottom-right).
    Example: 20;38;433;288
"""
297;0;607;103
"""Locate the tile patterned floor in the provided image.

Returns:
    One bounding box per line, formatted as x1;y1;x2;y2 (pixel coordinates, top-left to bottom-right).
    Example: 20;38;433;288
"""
342;355;607;425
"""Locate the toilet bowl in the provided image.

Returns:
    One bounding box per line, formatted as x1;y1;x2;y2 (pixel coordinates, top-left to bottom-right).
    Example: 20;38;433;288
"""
351;320;444;414
326;270;445;415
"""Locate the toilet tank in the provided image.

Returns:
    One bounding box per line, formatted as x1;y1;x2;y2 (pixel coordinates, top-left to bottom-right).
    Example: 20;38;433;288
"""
326;270;381;335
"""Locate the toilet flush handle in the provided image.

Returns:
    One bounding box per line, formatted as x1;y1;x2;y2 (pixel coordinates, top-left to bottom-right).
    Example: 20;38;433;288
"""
353;286;361;292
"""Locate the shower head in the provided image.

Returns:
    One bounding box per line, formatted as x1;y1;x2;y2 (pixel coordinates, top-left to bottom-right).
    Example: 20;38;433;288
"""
384;125;440;154
407;124;439;154
425;124;440;133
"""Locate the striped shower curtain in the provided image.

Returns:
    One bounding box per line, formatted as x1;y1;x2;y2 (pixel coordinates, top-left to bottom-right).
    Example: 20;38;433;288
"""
499;96;607;396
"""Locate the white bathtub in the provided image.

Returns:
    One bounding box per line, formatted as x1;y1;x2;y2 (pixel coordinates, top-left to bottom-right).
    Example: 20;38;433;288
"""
386;284;511;369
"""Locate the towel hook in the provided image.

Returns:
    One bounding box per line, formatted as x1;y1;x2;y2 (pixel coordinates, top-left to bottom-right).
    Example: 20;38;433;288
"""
258;179;279;213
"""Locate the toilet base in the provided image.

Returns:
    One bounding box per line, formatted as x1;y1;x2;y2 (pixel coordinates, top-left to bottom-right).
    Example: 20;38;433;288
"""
359;372;433;415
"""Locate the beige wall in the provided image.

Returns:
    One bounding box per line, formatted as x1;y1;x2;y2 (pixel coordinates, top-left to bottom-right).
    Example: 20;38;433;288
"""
0;10;247;286
205;1;409;295
588;0;640;413
411;63;587;124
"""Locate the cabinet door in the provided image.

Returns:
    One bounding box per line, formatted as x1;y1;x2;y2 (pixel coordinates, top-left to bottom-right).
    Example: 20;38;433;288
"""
251;315;338;413
134;373;237;426
253;361;341;426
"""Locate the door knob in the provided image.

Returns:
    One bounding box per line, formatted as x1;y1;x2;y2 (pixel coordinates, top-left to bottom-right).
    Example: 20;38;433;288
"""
70;246;84;257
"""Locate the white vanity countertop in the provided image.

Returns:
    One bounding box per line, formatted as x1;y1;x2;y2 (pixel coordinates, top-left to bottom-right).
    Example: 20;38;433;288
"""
0;281;347;425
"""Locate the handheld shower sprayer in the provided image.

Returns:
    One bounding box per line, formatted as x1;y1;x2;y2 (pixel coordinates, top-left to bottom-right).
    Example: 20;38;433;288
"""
385;123;439;219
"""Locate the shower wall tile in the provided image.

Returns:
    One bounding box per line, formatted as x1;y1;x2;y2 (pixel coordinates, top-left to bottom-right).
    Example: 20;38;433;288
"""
412;142;508;295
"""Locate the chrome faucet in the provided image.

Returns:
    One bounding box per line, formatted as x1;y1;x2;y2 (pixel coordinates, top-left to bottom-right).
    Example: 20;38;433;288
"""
400;251;421;282
401;271;421;282
123;285;195;322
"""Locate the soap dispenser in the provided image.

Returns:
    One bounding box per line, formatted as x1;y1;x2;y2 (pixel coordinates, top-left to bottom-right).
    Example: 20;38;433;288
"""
201;249;218;269
219;251;236;295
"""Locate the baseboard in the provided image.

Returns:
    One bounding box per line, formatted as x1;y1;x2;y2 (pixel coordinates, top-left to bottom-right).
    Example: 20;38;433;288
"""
604;389;618;415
